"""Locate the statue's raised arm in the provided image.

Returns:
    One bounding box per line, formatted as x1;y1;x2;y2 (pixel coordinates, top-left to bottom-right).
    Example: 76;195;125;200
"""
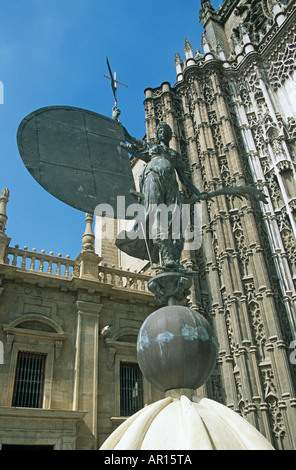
121;126;151;162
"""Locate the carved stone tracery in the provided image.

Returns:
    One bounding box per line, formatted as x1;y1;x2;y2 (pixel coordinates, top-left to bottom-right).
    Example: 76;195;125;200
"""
142;1;296;448
269;34;296;90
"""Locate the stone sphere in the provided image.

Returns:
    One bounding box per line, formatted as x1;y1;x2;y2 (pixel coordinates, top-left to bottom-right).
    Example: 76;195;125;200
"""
137;305;217;392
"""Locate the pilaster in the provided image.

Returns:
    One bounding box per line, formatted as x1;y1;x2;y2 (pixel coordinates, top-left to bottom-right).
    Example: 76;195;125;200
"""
73;299;103;449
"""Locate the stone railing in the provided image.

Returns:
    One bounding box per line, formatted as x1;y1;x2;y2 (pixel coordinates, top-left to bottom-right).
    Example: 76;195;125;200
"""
3;245;152;293
0;191;152;294
5;245;76;278
98;263;152;293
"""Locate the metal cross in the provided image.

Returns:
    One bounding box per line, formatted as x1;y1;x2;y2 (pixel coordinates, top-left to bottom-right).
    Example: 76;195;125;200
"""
104;57;128;108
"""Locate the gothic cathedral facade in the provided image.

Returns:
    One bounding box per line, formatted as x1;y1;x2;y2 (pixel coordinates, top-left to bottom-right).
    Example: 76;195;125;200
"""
0;0;296;451
140;0;296;450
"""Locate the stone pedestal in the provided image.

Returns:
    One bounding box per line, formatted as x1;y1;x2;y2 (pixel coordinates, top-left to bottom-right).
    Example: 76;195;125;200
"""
148;271;192;305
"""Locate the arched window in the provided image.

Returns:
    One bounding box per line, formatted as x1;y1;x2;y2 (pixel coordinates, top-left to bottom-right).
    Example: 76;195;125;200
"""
3;314;67;408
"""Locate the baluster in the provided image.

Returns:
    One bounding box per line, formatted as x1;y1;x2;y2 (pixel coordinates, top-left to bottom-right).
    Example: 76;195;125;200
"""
39;250;45;272
65;255;70;277
133;272;138;290
21;246;28;269
12;245;19;266
140;278;146;291
47;252;54;273
126;269;131;288
111;265;116;285
30;248;36;271
56;253;62;276
118;267;123;287
102;264;108;283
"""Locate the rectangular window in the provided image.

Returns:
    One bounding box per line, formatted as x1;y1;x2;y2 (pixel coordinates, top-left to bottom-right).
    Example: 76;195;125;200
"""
12;351;46;408
120;362;143;416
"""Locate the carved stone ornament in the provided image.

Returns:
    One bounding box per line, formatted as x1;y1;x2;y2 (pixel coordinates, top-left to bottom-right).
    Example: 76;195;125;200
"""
147;272;192;305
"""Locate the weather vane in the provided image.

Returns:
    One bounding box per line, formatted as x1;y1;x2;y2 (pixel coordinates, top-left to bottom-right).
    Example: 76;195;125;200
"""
104;56;128;121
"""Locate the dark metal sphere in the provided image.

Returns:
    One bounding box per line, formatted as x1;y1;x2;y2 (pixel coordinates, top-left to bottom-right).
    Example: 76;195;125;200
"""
137;305;217;392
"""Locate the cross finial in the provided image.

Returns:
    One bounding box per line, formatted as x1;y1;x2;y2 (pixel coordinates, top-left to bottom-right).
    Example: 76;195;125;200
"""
104;57;128;119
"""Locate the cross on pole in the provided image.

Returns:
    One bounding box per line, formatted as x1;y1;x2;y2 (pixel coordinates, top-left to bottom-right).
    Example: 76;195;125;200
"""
104;57;128;110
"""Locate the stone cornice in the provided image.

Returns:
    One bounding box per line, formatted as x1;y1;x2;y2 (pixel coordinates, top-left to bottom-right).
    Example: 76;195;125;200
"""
0;406;86;421
0;262;156;305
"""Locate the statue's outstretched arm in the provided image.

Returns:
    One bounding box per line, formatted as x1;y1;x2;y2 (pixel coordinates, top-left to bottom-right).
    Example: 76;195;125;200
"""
177;167;202;197
175;158;207;198
122;126;144;146
175;157;268;204
121;126;150;162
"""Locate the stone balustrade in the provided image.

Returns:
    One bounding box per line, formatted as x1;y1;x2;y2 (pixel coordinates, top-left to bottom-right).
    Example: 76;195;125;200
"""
5;245;76;278
3;245;152;293
98;263;151;292
0;189;152;294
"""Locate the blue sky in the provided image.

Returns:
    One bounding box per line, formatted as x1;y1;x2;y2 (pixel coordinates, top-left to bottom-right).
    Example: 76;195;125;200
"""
0;0;221;261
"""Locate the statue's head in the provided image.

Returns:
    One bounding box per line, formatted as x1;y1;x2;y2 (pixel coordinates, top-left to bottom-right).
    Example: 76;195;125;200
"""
156;122;172;144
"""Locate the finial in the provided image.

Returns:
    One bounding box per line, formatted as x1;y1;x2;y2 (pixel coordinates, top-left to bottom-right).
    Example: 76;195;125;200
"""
174;52;183;67
0;188;10;234
104;57;128;117
199;0;216;26
82;213;95;253
174;53;184;82
201;0;213;8
184;38;193;58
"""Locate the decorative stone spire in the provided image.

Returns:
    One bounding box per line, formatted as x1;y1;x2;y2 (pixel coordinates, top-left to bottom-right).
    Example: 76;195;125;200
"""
184;38;196;67
201;32;214;60
174;52;184;82
75;212;102;279
174;52;183;68
199;0;216;26
82;213;95;253
200;0;214;13
0;188;9;234
184;38;193;59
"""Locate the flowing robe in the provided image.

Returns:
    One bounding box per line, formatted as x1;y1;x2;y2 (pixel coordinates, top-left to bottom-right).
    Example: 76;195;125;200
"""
115;141;184;265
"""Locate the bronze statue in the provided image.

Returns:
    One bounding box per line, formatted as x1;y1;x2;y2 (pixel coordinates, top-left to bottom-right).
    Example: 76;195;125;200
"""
116;122;207;270
17;105;267;273
116;121;267;271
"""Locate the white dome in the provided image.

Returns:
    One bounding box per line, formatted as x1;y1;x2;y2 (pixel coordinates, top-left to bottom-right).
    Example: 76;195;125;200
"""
100;394;274;450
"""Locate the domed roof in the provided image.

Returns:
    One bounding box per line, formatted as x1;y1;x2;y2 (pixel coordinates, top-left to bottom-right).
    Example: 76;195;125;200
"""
100;393;274;450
